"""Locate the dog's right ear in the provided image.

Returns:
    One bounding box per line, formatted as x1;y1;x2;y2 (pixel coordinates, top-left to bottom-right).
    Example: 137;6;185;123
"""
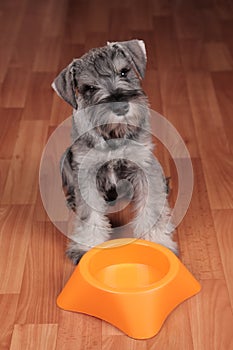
52;60;81;109
107;39;147;80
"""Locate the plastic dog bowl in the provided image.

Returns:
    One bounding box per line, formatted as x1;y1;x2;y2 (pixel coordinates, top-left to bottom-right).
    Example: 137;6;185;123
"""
57;238;201;339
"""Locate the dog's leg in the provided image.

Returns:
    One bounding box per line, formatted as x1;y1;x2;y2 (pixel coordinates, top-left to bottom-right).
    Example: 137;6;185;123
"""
130;158;178;255
67;207;111;264
67;164;112;264
60;148;76;212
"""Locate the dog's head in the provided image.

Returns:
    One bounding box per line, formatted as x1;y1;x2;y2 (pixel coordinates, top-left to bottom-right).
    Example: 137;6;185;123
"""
52;39;148;139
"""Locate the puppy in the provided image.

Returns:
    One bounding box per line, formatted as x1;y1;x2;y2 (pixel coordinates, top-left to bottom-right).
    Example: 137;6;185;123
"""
52;40;178;264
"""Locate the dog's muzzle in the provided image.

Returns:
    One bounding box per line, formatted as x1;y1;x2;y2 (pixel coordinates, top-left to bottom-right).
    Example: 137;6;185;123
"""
110;101;129;116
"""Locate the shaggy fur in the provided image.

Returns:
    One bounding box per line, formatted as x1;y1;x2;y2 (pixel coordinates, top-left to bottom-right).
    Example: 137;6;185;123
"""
52;40;178;264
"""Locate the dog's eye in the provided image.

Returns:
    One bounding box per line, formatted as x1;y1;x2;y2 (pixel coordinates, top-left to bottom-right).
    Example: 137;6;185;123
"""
119;68;129;78
82;85;97;94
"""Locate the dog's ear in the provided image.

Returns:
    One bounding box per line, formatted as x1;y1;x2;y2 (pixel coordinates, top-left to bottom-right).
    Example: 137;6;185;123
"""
108;39;147;79
52;60;81;109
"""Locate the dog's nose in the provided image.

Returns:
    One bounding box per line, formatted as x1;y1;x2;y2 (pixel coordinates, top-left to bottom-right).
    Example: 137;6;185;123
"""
110;102;129;116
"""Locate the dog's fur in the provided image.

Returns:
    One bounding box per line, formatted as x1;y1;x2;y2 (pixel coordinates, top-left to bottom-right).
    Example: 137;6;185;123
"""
52;40;178;264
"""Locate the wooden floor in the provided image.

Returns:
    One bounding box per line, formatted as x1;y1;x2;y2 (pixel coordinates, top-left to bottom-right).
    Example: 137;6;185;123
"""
1;0;233;349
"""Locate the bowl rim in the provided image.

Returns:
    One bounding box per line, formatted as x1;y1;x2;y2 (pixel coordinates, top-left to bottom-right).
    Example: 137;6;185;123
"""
78;238;179;293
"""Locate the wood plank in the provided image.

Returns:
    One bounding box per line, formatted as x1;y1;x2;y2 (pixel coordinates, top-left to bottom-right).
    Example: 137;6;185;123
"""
173;0;196;12
211;71;233;154
87;0;110;33
15;222;66;324
10;32;37;71
9;2;45;70
0;294;19;350
1;120;48;205
188;280;233;350
186;71;233;209
56;312;102;350
158;68;199;157
0;0;25;82
102;322;123;336
178;38;207;71
130;0;153;31
57;43;85;71
215;1;233;20
108;9;130;42
0;108;22;159
146;302;193;350
84;32;109;52
0;46;13;83
212;210;233;309
33;38;62;73
204;42;233;71
175;158;223;280
221;19;233;57
10;324;58;350
50;89;73;126
175;9;203;39
0;160;10;197
21;72;54;120
102;335;147;350
152;0;172;17
202;9;222;41
0;68;30;108
33;190;51;222
153;16;182;69
40;0;67;39
63;0;87;44
0;206;32;293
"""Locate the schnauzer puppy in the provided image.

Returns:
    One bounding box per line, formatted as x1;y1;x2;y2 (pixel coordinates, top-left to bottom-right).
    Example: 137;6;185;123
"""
52;39;178;264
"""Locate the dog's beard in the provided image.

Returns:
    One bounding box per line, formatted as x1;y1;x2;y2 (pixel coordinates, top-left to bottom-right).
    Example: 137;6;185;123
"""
87;98;149;140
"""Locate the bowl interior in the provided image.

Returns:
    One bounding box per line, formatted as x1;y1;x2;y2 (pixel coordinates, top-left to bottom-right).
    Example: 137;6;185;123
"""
88;243;171;291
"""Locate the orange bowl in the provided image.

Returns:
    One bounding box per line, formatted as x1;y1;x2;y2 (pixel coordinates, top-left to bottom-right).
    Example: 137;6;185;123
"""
57;238;201;339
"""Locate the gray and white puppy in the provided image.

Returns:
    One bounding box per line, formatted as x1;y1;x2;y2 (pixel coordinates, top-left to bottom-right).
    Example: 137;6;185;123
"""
52;39;178;264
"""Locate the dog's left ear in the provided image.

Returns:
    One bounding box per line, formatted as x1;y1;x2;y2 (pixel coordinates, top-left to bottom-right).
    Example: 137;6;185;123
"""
52;60;81;109
108;39;147;79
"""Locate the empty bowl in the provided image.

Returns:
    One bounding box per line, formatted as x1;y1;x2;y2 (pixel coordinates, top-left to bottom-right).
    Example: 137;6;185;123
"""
57;238;201;339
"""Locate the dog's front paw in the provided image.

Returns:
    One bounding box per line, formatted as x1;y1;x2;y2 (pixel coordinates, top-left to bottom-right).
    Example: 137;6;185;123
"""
171;241;179;256
66;247;86;265
166;239;179;257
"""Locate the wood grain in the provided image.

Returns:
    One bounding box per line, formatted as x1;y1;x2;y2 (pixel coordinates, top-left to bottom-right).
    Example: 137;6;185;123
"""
0;206;32;293
56;312;102;350
15;222;65;324
188;280;233;350
2;121;48;204
153;16;182;70
21;72;54;120
158;68;199;157
0;294;19;350
172;158;223;280
1;68;30;108
186;71;233;209
10;324;58;350
0;0;233;349
204;42;233;71
212;210;233;308
33;38;62;73
0;108;22;159
211;71;233;153
146;303;193;350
